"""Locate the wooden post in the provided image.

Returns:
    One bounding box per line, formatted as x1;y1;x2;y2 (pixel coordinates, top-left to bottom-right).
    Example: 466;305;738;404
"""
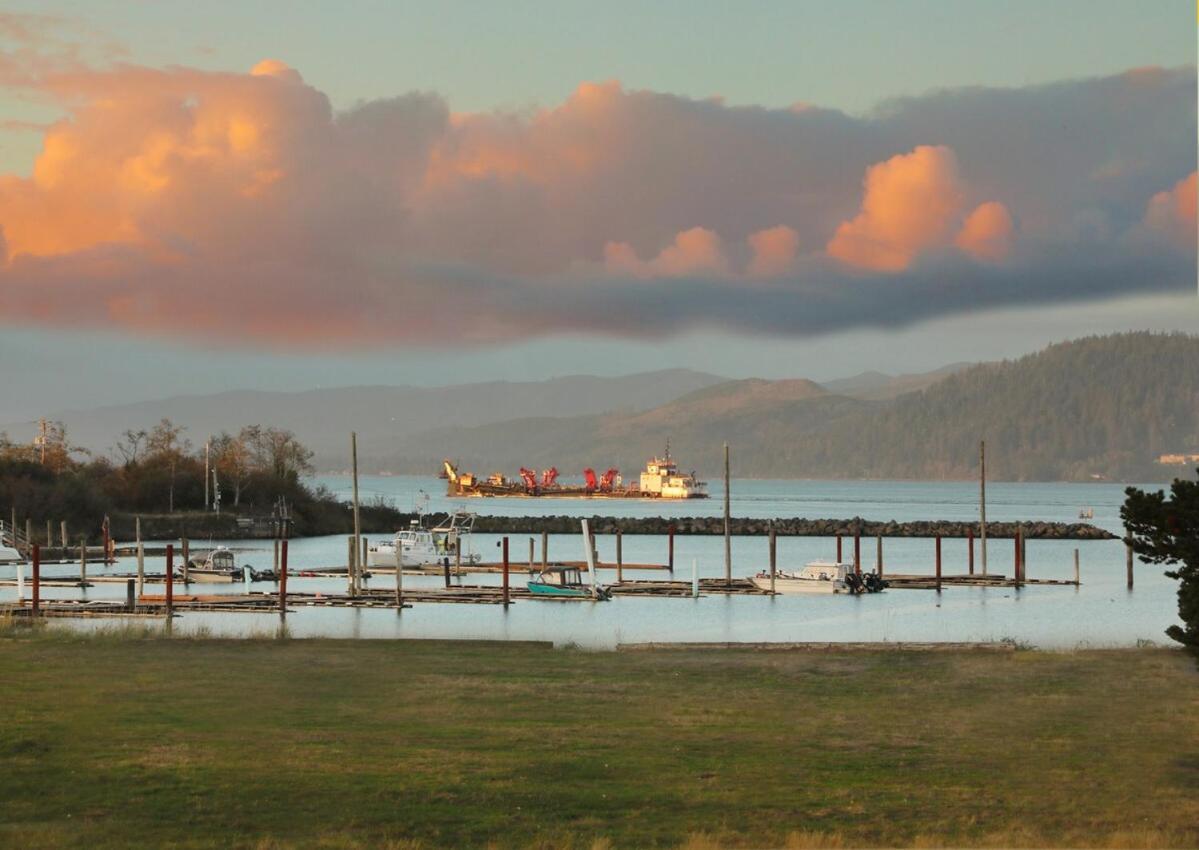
1126;539;1134;589
136;542;145;597
79;536;87;585
529;537;535;571
836;534;842;563
181;537;190;584
502;536;510;608
692;557;699;598
979;440;988;576
16;554;23;603
768;526;777;595
361;537;369;584
853;530;861;576
967;527;974;575
668;525;675;573
395;534;404;608
346;536;355;595
165;543;174;613
615;529;623;583
351;432;362;597
126;579;135;611
102;517;111;564
876;535;884;577
540;531;548;568
31;544;40;615
45;519;52;548
935;535;942;593
279;539;288;614
723;442;731;587
1073;548;1080;586
1014;533;1021;586
25;518;32;552
60;520;67;549
1019;524;1027;582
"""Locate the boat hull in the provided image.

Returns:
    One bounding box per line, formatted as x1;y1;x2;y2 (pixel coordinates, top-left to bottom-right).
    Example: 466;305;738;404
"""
751;576;847;594
527;581;593;597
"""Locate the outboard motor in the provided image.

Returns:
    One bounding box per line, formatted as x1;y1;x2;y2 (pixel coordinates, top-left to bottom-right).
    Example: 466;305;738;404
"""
864;571;887;593
845;572;865;594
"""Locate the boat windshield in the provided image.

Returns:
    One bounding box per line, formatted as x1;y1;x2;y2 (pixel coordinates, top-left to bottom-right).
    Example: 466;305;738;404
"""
211;551;235;569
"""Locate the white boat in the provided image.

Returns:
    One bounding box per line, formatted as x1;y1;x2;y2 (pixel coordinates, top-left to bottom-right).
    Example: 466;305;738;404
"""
182;546;275;583
368;511;481;568
638;442;707;499
751;560;884;594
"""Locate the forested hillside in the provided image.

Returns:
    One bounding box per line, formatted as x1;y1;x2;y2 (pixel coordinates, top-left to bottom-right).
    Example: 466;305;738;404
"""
400;333;1199;482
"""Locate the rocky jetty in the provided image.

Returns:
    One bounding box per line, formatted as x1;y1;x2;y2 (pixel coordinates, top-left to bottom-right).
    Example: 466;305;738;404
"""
468;515;1116;540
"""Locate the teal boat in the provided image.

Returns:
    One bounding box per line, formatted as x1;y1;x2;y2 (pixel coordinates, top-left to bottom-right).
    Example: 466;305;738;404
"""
527;566;611;600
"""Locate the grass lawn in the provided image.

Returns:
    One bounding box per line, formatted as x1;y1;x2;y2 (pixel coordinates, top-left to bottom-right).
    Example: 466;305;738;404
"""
1;628;1196;849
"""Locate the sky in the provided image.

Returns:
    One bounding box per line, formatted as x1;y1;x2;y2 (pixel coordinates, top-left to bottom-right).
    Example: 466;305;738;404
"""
0;1;1195;421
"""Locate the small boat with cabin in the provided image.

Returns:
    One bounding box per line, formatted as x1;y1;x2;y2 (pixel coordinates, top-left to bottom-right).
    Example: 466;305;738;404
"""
183;546;275;583
368;511;481;568
751;560;885;594
526;565;611;600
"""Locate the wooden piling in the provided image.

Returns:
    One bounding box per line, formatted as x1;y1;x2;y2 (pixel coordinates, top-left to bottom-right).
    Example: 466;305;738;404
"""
692;557;699;598
723;441;732;587
16;555;23;603
45;519;52;549
395;535;403;608
668;526;675;573
541;531;548;568
126;579;135;611
1074;548;1080;586
876;535;884;576
31;544;40;615
1014;533;1022;586
616;529;623;583
181;537;190;584
165;543;174;613
979;440;988;576
768;526;777;595
836;534;842;563
1126;540;1134;589
25;518;32;552
346;536;355;595
935;535;942;593
967;527;975;575
79;536;86;585
529;536;535;571
853;530;861;576
60;520;67;549
279;539;288;614
103;516;112;564
502;536;510;608
350;432;362;597
136;542;145;597
361;537;369;581
1019;524;1027;580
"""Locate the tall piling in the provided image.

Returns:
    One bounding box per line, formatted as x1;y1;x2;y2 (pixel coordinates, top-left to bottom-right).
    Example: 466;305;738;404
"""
181;537;190;584
723;442;731;587
979;440;988;575
1074;548;1080;586
502;536;510;608
60;520;67;549
967;527;975;575
529;536;535;571
126;579;135;612
279;539;288;614
853;530;861;576
79;536;87;585
1126;539;1134;589
876;535;884;577
541;531;548;568
31;544;40;615
165;543;174;614
836;534;842;563
935;535;942;593
346;536;355;595
350;431;362;597
768;526;777;595
668;526;675;573
45;519;52;549
615;529;623;583
103;517;111;564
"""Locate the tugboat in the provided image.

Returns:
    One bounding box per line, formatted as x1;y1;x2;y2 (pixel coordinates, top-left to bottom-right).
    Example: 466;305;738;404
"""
638;442;707;499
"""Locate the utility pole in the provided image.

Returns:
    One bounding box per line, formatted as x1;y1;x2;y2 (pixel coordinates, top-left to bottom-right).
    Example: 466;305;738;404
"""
351;432;362;597
979;439;988;576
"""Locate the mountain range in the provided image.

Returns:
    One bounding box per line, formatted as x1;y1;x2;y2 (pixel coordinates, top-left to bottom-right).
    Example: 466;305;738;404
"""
3;333;1195;481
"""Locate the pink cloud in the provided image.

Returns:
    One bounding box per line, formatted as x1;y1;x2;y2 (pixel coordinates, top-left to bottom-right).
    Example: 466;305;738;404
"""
955;201;1014;263
747;225;799;277
826;145;965;272
605;227;727;278
1144;171;1197;250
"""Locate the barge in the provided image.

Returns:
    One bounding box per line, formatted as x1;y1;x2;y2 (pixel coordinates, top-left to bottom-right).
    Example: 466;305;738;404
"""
444;446;707;499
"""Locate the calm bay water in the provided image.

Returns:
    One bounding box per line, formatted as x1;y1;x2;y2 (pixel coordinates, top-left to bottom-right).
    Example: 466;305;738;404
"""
2;477;1182;648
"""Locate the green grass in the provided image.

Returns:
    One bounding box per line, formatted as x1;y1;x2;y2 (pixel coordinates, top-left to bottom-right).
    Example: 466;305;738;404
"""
1;627;1196;849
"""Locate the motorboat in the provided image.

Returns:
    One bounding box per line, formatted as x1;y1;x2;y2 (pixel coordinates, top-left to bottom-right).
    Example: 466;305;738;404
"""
182;546;275;583
527;565;610;600
368;511;481;568
751;560;885;594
